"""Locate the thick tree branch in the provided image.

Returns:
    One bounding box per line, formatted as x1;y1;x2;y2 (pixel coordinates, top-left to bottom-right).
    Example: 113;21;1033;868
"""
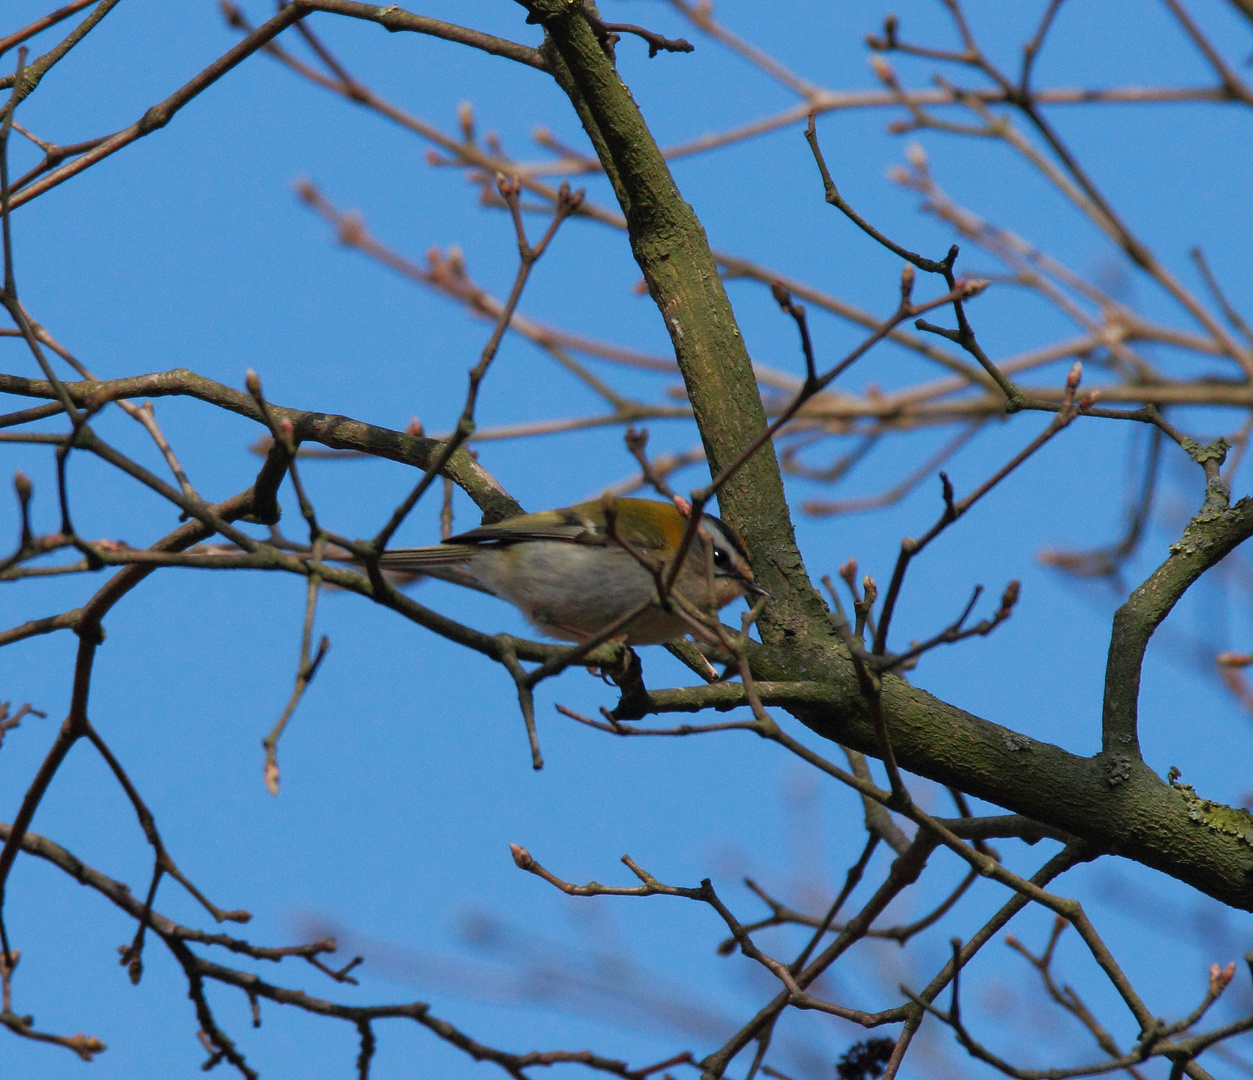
638;670;1253;910
509;0;1253;910
1103;458;1251;754
524;0;829;644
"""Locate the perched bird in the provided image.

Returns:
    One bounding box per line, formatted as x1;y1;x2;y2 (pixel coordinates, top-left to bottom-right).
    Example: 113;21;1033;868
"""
378;497;769;645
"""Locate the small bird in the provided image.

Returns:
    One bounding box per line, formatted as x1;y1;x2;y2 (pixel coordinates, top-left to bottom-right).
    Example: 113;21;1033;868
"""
378;497;769;645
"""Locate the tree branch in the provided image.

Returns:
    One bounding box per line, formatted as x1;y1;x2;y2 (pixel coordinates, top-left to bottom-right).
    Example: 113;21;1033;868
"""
0;368;519;522
1103;447;1252;754
525;0;829;643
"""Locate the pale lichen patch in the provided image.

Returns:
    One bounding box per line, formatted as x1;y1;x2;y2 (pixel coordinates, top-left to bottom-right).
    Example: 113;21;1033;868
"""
1168;767;1253;848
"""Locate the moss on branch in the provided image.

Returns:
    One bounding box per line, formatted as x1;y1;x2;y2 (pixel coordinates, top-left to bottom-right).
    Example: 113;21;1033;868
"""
643;657;1253;910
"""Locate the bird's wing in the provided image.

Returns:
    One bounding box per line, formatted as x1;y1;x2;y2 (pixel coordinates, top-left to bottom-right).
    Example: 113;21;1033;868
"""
446;505;608;547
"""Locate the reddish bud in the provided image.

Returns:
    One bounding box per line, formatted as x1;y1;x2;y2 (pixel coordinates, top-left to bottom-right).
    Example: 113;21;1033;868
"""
495;172;520;201
1210;961;1236;994
1001;580;1021;613
900;263;915;300
457;100;475;142
870;54;895;83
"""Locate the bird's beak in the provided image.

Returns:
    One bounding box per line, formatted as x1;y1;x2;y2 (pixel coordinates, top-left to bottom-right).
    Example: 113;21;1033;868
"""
743;578;773;600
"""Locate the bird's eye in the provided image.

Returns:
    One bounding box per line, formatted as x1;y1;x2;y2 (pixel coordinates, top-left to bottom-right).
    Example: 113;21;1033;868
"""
713;547;730;568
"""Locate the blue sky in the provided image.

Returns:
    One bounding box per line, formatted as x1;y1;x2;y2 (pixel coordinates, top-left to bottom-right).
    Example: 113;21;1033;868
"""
3;1;1253;1077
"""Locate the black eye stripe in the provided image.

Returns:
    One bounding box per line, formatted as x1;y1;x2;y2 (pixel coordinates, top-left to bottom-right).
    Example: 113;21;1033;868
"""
702;514;750;563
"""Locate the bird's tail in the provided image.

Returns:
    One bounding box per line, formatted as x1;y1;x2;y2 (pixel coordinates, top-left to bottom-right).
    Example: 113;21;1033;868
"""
376;544;474;571
376;544;493;595
323;543;492;595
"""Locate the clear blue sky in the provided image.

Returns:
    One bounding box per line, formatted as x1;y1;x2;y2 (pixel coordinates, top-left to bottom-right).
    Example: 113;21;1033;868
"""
3;1;1253;1077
